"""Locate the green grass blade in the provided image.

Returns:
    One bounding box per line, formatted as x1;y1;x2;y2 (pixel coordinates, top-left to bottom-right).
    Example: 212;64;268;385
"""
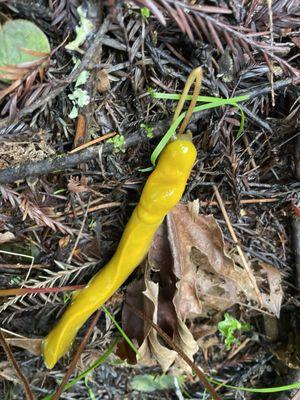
102;305;140;357
41;339;118;400
150;98;245;166
209;377;300;393
149;91;250;104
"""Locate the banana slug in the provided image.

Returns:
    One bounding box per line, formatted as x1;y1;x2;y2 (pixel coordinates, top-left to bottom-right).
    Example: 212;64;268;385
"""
42;134;197;369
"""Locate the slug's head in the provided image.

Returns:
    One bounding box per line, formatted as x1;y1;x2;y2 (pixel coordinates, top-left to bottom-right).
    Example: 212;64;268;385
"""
137;134;197;224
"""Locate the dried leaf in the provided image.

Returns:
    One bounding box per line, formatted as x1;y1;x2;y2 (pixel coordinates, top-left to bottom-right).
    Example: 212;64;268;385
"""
97;69;111;93
121;225;199;373
0;232;15;245
1;329;41;355
0;361;18;383
67;177;92;193
259;263;283;318
168;203;282;318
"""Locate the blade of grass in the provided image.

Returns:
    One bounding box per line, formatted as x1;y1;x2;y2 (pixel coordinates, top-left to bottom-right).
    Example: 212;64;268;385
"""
208;377;300;394
41;339;118;400
149;91;249;104
101;305;140;357
150;98;246;166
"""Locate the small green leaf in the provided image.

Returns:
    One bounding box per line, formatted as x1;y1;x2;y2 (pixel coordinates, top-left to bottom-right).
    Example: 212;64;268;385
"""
218;313;250;350
140;7;150;18
0;19;50;80
131;374;185;392
75;70;90;87
68;88;90;107
65;6;94;52
107;134;126;154
140;123;154;139
68;105;78;119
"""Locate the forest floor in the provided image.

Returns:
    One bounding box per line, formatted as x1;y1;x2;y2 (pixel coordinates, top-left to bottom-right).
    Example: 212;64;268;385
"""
0;1;300;399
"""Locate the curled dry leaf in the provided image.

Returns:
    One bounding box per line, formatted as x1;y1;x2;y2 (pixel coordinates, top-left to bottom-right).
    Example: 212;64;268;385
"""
67;176;93;194
120;201;283;372
120;224;198;373
0;329;41;356
169;202;283;319
0;231;15;245
0;361;18;383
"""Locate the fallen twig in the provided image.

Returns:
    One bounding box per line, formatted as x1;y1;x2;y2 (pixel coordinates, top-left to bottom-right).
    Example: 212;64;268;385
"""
0;284;84;297
125;300;221;400
237;77;300;99
213;185;264;307
0;330;35;400
0;119;168;184
52;309;102;400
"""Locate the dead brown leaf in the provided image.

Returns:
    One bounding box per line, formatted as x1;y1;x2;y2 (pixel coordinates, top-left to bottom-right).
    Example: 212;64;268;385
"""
168;202;283;318
121;224;199;373
0;231;15;245
120;201;283;373
97;69;111;93
1;329;41;356
0;361;18;383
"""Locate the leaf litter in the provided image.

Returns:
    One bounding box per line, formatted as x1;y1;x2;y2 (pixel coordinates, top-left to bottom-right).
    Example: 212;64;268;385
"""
121;200;283;372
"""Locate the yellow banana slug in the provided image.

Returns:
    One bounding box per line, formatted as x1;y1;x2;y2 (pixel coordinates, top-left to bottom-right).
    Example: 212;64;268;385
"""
42;135;197;369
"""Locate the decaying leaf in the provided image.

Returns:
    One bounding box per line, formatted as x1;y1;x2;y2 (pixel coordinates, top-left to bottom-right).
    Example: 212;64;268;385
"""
120;201;283;372
0;361;18;383
259;262;283;318
0;231;15;245
1;329;42;356
121;224;199;373
169;202;283;318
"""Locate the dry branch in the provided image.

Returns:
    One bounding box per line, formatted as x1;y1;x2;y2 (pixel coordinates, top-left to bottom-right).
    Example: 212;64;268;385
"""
0;330;35;400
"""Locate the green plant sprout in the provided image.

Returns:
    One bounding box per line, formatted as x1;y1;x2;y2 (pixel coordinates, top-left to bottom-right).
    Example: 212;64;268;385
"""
140;7;150;18
101;305;140;357
88;218;96;231
140;123;154;138
84;376;97;400
107;134;126;153
65;6;94;53
146;90;249;168
218;313;250;350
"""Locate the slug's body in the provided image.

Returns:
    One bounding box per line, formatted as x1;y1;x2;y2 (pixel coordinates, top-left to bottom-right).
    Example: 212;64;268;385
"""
42;137;197;369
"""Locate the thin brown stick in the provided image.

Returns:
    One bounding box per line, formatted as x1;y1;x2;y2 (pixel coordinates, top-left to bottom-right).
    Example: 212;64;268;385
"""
200;197;278;207
125;301;221;400
0;284;84;297
0;330;35;400
56;201;121;221
0;121;165;184
52;309;102;400
213;185;264;307
70;132;117;153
